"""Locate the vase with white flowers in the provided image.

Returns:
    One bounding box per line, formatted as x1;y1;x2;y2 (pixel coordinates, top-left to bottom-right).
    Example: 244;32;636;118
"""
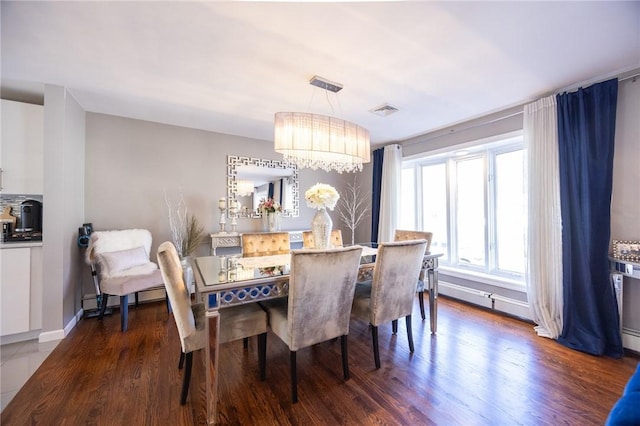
305;183;340;249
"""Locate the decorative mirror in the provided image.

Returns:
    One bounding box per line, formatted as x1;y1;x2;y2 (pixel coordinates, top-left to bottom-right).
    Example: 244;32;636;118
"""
227;156;299;218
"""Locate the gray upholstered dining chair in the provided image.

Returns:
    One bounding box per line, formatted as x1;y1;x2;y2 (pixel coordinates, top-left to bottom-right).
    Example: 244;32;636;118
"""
351;239;427;369
157;241;268;405
85;228;165;331
260;246;363;403
394;229;433;320
301;229;343;248
241;232;290;257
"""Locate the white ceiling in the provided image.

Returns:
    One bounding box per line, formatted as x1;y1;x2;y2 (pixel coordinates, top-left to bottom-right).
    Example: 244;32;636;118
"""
2;1;639;148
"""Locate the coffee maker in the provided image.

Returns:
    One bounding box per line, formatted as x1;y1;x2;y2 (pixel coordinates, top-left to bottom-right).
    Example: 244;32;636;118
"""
19;199;42;232
5;199;43;242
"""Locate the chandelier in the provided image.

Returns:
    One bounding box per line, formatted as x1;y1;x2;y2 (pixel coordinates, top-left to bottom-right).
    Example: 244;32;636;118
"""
274;76;371;173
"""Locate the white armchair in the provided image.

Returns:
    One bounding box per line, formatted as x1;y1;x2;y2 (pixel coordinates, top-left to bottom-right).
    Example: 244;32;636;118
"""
85;228;164;331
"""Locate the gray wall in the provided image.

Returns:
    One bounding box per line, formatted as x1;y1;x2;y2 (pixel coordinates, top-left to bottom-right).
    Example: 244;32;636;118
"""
611;76;640;328
42;85;85;335
84;112;354;256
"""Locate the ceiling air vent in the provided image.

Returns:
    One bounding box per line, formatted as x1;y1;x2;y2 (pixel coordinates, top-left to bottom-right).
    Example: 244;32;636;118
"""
369;103;399;117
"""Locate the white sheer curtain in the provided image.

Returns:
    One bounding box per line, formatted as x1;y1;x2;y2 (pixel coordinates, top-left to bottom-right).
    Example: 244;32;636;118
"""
378;144;402;243
524;95;563;339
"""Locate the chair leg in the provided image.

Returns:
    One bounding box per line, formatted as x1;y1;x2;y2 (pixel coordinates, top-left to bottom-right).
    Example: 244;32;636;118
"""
135;292;139;307
371;325;381;369
392;319;398;334
243;337;249;349
258;332;267;381
418;291;426;320
341;335;350;380
120;295;128;331
406;315;415;353
181;352;193;405
290;350;298;403
98;294;109;320
179;351;185;369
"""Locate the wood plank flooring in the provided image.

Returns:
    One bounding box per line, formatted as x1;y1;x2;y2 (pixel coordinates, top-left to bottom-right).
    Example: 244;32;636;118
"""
2;296;638;425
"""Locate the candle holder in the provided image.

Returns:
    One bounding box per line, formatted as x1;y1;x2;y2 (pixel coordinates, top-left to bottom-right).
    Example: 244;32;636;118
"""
229;201;239;234
218;197;227;233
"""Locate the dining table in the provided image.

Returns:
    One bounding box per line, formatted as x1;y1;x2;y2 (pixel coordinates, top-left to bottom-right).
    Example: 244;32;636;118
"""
192;245;442;424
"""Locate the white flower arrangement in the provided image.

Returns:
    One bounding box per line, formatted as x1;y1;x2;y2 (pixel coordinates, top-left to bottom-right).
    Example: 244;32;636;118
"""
305;183;340;210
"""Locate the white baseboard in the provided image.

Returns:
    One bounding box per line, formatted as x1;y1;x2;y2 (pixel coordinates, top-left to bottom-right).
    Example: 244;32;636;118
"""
39;329;65;343
622;328;640;352
439;281;493;308
439;281;640;351
438;281;532;320
491;294;532;321
37;308;83;343
82;288;166;311
0;330;41;345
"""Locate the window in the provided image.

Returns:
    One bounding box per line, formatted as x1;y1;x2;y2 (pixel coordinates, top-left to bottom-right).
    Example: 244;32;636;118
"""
494;149;526;274
401;135;526;283
421;163;448;261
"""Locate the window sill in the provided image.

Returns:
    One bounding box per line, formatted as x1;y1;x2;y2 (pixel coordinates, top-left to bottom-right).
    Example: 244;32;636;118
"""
439;265;526;292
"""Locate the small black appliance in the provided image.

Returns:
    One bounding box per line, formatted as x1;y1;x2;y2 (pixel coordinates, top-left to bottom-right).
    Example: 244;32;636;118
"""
19;199;42;232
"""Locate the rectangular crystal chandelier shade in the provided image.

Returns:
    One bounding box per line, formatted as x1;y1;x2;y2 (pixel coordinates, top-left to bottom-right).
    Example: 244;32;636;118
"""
274;112;370;163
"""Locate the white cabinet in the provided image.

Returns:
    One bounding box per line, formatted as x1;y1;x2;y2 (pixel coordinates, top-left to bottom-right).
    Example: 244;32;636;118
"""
0;99;44;194
0;247;31;335
30;246;43;330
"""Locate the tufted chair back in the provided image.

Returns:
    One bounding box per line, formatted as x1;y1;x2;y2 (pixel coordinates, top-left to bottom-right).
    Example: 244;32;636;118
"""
394;229;432;253
157;242;205;354
301;230;344;249
261;245;363;402
351;239;427;368
241;232;291;257
393;229;433;320
158;241;268;405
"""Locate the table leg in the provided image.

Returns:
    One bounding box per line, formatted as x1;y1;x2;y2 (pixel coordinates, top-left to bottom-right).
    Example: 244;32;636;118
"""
205;310;220;425
428;267;438;334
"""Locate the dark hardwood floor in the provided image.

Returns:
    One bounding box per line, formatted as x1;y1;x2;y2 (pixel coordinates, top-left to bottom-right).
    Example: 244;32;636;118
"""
2;296;638;425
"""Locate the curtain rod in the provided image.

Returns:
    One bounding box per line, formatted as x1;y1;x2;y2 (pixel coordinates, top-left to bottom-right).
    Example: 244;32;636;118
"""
402;109;523;147
620;72;639;82
403;70;639;148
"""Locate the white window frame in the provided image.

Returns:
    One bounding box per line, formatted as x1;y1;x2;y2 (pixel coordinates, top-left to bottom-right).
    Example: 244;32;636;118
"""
402;133;525;288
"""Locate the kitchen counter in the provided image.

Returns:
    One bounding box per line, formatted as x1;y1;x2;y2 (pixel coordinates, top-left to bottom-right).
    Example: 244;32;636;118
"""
0;241;43;249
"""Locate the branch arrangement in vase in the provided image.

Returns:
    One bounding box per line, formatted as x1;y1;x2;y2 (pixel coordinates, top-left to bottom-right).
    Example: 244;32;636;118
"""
338;175;370;245
182;214;204;257
165;190;204;258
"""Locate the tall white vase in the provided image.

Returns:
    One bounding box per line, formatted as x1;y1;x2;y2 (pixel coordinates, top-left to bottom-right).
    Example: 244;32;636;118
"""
312;207;332;249
263;212;280;232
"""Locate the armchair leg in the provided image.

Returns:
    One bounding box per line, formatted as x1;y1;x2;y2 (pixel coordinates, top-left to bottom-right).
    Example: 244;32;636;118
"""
179;351;185;369
166;290;172;314
181;352;193;405
120;295;129;331
341;335;350;380
258;332;267;381
99;294;109;320
406;315;414;353
392;319;398;334
418;291;426;320
371;325;381;369
290;351;298;403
